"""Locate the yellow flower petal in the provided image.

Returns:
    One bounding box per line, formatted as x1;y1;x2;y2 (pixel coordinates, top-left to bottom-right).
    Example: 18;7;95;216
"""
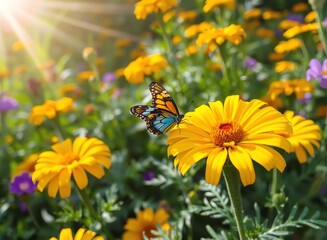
229;146;255;186
59;228;73;240
205;148;227;184
73;166;88;189
33;137;111;198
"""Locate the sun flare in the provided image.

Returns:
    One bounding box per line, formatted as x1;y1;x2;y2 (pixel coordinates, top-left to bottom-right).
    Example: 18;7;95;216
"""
0;0;30;14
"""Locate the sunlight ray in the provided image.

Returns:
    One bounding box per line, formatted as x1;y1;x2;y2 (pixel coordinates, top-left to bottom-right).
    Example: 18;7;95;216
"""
39;10;142;42
0;29;8;66
38;1;133;14
16;8;85;52
2;10;46;80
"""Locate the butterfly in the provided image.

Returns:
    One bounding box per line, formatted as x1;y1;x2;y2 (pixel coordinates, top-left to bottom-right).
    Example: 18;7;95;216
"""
130;82;184;135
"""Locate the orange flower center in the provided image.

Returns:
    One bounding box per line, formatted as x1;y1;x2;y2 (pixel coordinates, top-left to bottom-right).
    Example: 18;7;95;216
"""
143;224;157;238
63;152;80;164
210;122;244;147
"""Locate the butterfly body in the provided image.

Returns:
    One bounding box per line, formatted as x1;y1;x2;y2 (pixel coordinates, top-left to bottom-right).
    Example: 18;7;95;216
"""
130;82;184;135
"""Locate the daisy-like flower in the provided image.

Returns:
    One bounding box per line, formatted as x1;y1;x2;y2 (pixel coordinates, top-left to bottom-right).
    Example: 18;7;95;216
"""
123;54;168;84
184;21;214;38
283;23;318;38
49;228;104;240
134;0;178;20
29;97;74;125
32;137;111;198
269;79;314;100
306;58;327;88
123;208;171;240
280;111;321;163
279;20;302;31
12;154;38;178
203;0;235;12
243;8;262;19
196;24;246;47
167;95;292;186
275;61;297;73
274;38;302;54
262;10;283;20
78;71;96;82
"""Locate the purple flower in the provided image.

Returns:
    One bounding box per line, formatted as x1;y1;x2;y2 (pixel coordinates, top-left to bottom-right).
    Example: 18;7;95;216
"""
18;201;28;212
306;58;327;89
143;171;155;181
0;95;19;112
10;172;37;196
323;17;327;27
245;57;257;70
297;92;312;104
287;13;304;23
102;72;116;83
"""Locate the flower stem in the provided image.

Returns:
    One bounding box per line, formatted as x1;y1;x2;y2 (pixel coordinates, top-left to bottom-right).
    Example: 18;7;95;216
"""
52;115;64;141
75;186;113;240
270;168;278;198
26;202;41;230
223;163;246;240
157;14;183;91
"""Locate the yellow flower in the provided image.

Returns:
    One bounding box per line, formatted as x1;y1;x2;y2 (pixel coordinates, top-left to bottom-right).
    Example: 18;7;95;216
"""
163;10;176;23
0;69;9;78
123;208;171;240
280;111;321;163
178;10;198;22
305;11;317;23
12;154;39;178
274;38;302;54
279;20;302;30
167;95;292;186
12;40;25;52
32;137;111;198
255;28;275;38
186;42;198;55
49;228;104;240
134;0;178;20
115;68;125;77
196;25;246;47
59;83;82;99
203;0;235;12
123;54;168;84
184;22;214;38
115;39;132;47
78;71;96;82
172;35;182;45
261;96;284;110
283;23;318;38
5;134;13;144
291;2;309;12
269;79;314;100
275;61;297;73
243;8;262;19
262;10;283;20
29;98;74;125
82;47;97;63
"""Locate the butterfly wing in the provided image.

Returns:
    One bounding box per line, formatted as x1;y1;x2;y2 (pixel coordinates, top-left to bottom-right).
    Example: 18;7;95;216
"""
130;105;179;135
130;82;184;135
149;82;181;116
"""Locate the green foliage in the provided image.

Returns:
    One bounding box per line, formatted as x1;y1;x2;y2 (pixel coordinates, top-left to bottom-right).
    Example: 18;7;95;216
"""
1;0;327;239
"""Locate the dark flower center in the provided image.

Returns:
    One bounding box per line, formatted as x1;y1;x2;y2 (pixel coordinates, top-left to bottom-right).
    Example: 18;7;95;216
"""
210;122;244;147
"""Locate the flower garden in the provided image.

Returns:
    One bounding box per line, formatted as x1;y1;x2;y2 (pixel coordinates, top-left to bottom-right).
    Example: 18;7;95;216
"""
0;0;327;239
